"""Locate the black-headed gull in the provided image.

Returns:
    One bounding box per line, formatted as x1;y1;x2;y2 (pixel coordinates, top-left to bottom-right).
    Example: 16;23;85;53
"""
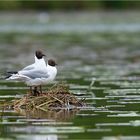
6;50;57;95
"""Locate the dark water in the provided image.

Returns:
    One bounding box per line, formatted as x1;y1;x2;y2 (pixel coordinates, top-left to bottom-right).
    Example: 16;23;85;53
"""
0;12;140;140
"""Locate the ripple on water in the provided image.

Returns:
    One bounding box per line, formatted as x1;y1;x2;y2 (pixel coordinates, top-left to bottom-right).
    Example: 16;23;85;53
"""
0;86;27;90
118;101;140;104
107;112;140;117
96;120;140;127
104;89;140;95
129;120;140;127
102;136;140;140
96;122;130;127
15;134;67;140
87;128;112;132
0;121;27;125
17;118;73;125
76;113;98;116
69;84;89;90
0;95;22;98
100;81;140;88
9;126;85;134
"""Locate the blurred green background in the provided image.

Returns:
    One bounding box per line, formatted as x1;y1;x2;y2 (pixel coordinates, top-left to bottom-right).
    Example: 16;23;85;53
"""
0;0;140;11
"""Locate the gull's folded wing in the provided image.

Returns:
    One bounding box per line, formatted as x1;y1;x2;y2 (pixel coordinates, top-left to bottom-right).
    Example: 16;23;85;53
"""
22;63;35;71
19;69;49;79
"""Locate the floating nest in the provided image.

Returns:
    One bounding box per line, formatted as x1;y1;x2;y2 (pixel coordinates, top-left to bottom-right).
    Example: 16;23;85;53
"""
14;83;85;111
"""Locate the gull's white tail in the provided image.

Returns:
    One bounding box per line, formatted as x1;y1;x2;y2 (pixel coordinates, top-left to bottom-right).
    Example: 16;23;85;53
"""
6;74;30;81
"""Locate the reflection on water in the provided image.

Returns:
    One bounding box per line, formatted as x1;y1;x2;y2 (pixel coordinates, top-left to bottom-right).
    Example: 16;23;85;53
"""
0;12;140;140
15;108;79;121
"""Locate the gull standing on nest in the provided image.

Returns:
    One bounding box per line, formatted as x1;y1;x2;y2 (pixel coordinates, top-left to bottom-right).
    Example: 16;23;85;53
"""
6;50;57;96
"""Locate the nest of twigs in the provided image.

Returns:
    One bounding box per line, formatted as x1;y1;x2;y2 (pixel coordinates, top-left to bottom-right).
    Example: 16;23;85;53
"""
14;83;85;111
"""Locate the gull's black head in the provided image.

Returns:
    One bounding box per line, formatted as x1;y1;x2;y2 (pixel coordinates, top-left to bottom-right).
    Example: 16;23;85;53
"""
35;50;45;59
48;59;57;67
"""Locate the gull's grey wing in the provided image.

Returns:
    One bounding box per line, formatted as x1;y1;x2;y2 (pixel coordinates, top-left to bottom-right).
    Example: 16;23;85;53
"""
19;69;49;79
22;63;35;71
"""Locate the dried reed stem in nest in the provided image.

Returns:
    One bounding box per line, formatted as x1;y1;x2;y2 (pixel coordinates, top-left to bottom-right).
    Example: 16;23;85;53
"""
14;83;85;110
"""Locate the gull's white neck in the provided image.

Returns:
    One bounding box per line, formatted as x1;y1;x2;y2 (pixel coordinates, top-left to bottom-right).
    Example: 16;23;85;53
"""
46;64;57;80
35;55;47;68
